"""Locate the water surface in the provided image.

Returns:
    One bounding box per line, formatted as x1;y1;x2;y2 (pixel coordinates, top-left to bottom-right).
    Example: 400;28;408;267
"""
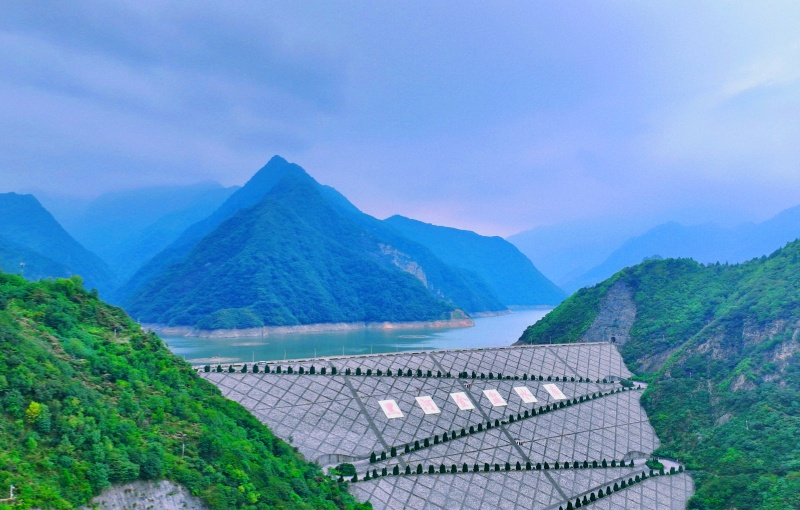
161;308;551;364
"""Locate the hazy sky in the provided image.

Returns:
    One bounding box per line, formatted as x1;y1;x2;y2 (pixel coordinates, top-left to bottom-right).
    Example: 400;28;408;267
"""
2;1;800;236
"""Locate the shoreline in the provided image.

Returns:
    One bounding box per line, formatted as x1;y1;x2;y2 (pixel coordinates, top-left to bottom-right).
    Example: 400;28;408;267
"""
146;317;476;339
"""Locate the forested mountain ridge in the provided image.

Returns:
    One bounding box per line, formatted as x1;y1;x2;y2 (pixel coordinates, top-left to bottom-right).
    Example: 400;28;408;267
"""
384;215;565;306
124;169;465;329
516;241;800;509
0;193;116;295
0;272;368;509
121;157;544;329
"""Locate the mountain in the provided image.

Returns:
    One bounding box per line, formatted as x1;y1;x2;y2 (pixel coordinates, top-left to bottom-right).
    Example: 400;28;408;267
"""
516;242;800;509
0;193;116;294
115;157;305;303
556;206;800;292
0;272;366;509
123;157;506;329
51;183;238;281
384;215;565;306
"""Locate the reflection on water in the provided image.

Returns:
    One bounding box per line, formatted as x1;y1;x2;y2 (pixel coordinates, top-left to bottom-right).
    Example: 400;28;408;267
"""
161;308;551;364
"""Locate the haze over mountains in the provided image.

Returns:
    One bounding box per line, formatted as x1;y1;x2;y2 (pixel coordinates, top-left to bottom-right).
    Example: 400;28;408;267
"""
510;207;800;292
40;183;238;281
0;193;115;293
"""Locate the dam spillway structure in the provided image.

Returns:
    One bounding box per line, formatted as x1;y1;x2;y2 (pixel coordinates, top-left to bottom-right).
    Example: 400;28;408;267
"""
200;342;693;509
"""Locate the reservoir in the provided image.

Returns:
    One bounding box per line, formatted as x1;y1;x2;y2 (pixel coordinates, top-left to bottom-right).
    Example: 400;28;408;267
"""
161;307;551;364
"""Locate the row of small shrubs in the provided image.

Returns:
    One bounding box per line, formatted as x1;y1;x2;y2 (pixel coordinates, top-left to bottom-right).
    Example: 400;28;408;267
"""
202;364;615;384
557;467;684;510
350;458;684;483
204;364;334;375
368;386;642;463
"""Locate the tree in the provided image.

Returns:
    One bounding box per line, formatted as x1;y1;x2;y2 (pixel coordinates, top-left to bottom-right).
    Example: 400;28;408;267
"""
203;365;210;372
252;364;259;373
24;401;43;424
392;466;399;475
240;364;248;373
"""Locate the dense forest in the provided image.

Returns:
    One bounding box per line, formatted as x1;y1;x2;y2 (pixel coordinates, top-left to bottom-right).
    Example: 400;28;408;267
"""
0;272;369;509
518;240;800;509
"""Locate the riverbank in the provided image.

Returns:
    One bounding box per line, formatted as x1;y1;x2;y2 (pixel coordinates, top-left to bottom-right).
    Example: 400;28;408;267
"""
146;317;476;338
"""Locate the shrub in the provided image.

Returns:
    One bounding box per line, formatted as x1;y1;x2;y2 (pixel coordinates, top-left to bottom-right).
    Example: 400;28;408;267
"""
337;463;356;476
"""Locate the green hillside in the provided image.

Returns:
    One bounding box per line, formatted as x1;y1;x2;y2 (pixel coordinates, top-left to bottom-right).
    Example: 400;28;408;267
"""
0;193;116;295
384;215;565;305
0;272;368;509
517;242;800;509
115;156;308;303
125;170;459;329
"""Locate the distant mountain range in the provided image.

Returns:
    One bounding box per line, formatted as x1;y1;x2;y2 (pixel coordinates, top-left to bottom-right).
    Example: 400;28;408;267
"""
510;207;800;292
120;156;563;330
0;192;115;294
384;215;565;306
42;182;238;280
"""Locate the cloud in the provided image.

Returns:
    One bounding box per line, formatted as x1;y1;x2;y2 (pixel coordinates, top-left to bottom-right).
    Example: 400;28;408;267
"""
2;1;800;234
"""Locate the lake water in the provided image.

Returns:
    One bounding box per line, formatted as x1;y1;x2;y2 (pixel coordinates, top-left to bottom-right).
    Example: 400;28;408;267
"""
161;308;551;364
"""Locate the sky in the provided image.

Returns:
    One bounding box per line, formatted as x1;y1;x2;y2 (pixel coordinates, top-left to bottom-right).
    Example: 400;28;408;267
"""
2;1;800;237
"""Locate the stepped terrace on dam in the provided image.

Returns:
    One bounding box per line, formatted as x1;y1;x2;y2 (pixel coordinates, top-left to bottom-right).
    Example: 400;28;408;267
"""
199;342;694;510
